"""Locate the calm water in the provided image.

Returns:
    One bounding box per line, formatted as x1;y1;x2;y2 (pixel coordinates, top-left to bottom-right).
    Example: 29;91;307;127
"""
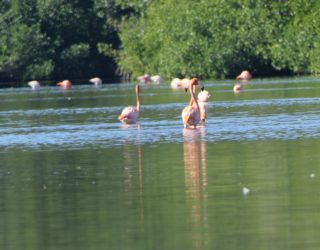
0;77;320;250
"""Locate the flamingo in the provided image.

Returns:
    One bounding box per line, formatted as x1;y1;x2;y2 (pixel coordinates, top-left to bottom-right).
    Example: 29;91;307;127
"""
27;80;40;89
197;90;211;122
57;80;72;89
236;70;252;81
171;78;190;89
89;77;102;86
138;74;152;84
150;75;163;84
182;78;203;128
118;84;140;124
171;78;183;88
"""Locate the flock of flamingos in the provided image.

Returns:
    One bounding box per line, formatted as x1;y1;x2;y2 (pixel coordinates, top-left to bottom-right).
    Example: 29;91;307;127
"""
27;70;252;129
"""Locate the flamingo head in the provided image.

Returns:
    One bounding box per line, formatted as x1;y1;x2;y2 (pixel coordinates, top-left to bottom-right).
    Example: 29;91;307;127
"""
190;78;204;91
185;77;204;92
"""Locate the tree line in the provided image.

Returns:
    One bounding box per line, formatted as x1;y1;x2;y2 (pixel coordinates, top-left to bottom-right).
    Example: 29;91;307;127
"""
0;0;319;86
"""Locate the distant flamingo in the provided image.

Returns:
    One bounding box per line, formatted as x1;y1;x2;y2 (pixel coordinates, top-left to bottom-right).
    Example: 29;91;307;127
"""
236;70;252;81
181;78;190;88
171;78;183;88
138;74;152;84
233;83;242;94
171;78;190;89
182;78;203;128
89;77;102;86
150;75;163;84
197;90;211;122
27;80;40;89
118;85;140;124
56;80;72;89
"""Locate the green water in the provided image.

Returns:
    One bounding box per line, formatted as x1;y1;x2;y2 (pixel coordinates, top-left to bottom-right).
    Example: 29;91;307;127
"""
0;77;320;249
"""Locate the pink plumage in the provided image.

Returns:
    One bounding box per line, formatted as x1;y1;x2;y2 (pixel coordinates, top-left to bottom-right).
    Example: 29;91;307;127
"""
182;78;202;128
197;90;210;122
118;85;140;124
236;70;252;80
118;106;139;124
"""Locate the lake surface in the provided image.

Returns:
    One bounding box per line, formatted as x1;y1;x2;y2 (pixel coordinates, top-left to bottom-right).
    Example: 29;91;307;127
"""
0;77;320;250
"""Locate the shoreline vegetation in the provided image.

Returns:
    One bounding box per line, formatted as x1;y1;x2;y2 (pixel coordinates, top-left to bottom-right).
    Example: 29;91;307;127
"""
0;1;320;87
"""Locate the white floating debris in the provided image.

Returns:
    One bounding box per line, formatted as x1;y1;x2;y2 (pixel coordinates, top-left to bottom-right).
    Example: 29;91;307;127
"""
310;173;316;178
242;187;250;196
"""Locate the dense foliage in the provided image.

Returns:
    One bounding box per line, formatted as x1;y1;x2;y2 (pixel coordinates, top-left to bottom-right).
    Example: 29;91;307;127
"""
119;0;320;79
0;0;320;84
0;0;138;82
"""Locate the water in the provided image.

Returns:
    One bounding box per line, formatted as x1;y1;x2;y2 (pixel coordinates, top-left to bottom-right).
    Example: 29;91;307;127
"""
0;77;320;249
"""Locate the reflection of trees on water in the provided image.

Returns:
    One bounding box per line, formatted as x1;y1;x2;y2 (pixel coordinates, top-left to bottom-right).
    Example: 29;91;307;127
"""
183;127;208;248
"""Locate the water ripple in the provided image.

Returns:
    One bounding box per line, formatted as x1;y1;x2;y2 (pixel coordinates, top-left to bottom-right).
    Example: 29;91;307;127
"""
0;111;318;150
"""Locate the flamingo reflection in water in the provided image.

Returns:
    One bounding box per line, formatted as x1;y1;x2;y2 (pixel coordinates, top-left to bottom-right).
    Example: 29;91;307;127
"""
183;127;208;248
121;125;144;224
233;83;243;95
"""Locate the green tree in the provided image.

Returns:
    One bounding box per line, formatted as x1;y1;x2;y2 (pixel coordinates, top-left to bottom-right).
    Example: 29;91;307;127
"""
118;0;320;79
0;0;136;83
0;6;53;81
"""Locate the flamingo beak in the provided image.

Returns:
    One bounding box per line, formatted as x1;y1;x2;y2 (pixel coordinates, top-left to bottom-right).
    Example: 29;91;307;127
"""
200;85;204;91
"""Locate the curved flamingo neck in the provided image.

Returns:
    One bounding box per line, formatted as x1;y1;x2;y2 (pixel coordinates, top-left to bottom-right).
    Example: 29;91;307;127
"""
188;79;200;110
136;85;140;111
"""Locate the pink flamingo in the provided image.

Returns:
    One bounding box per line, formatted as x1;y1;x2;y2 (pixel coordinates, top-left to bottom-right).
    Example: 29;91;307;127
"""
171;78;190;89
138;74;152;84
236;70;252;81
118;85;140;124
182;78;202;128
197;90;210;122
150;75;163;84
56;80;72;89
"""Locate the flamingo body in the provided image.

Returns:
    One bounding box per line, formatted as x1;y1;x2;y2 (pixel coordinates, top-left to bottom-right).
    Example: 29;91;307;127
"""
138;74;151;84
118;106;139;124
171;78;183;88
182;106;201;127
150;75;163;84
197;90;210;122
118;85;140;124
236;70;252;80
198;101;209;122
28;80;40;89
181;78;190;88
197;90;210;102
171;78;190;89
57;80;72;89
89;77;102;86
